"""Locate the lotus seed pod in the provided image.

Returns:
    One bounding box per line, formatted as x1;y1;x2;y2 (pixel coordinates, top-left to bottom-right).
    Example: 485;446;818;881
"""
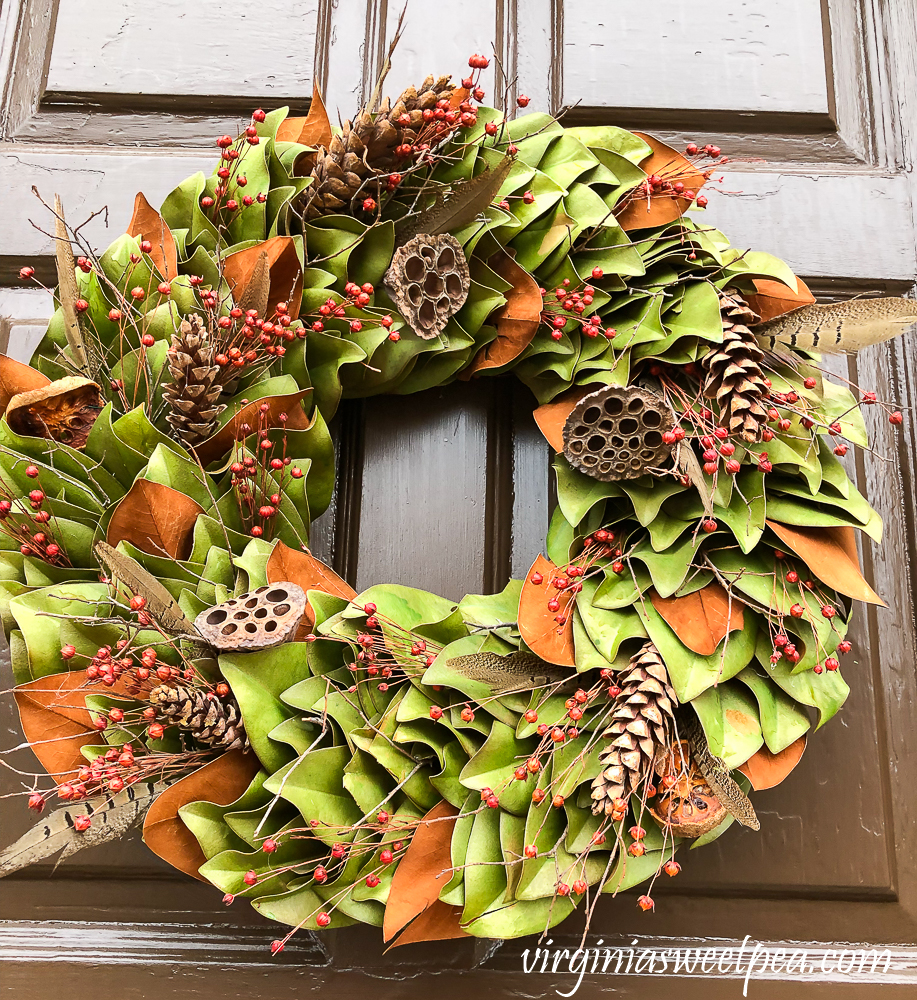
194;583;306;650
384;234;470;340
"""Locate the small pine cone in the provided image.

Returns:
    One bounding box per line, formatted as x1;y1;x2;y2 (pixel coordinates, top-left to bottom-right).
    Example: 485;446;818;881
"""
702;290;770;443
590;642;678;816
298;74;457;221
162;315;226;447
149;684;248;751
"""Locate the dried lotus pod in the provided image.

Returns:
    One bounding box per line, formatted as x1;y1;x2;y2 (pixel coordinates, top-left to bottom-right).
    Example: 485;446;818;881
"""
648;739;727;838
384;234;470;340
563;385;675;481
6;377;103;449
193;583;306;651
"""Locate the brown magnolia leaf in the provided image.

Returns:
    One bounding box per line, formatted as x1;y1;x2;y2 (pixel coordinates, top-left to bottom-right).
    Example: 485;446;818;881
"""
106;479;204;560
462;253;543;377
766;520;885;606
650;583;744;656
143;749;261;880
223;236;304;319
6;377;103;449
0;355;50;415
275;84;333;148
266;540;356;630
387;900;469;949
383;800;458;942
127;192;178;280
615;133;706;232
194;387;313;466
745;276;816;323
518;554;576;668
532;387;591;452
738;735;806;790
14;671;107;782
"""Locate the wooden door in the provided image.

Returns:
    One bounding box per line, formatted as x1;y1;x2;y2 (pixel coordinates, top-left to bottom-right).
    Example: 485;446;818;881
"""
2;1;917;995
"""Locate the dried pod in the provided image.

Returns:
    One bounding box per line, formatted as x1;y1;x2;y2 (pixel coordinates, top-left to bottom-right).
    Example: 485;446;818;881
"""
384;234;470;340
6;377;103;449
648;739;727;838
563;385;675;481
194;583;306;651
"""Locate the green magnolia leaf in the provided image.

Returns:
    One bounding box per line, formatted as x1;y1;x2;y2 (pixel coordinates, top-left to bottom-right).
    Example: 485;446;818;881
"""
736;665;811;753
690;681;764;767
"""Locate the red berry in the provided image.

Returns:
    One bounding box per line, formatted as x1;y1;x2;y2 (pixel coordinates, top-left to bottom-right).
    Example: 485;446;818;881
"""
461;706;475;722
524;709;538;723
313;866;328;882
270;940;284;955
74;815;91;832
821;605;836;619
825;657;840;671
556;882;571;896
664;860;681;877
28;793;44;811
429;705;444;721
19;266;35;280
552;794;565;808
262;838;278;853
790;604;805;618
890;411;904;425
838;640;852;654
524;844;537;858
786;570;799;584
61;644;76;660
362;197;377;213
637;894;654;911
148;722;164;739
316;912;331;928
380;849;394;864
74;298;89;313
517;94;530;107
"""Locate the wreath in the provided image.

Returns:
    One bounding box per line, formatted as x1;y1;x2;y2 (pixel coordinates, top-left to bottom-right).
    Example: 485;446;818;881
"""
0;52;913;951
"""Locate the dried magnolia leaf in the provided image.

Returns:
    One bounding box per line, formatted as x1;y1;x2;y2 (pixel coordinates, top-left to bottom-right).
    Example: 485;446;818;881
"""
384;234;470;340
95;541;198;636
563;384;675;480
265;541;356;630
127;192;177;279
0;355;50;415
518;555;576;668
649;739;728;838
387;900;469;949
194;387;313;466
738;735;806;790
223;236;304;319
766;520;885;606
745;276;815;323
400;155;513;241
532;388;591;452
754;297;917;354
650;584;744;656
194;584;307;651
383;800;458;942
462;252;542;376
6;377;102;449
447;650;575;696
106;479;204;560
238;251;271;318
275;84;333;147
615;134;706;232
1;781;163;879
143;751;260;880
14;671;106;782
53;195;89;373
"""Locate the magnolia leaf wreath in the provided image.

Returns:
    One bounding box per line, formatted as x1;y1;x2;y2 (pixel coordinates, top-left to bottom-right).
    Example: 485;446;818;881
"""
1;54;914;952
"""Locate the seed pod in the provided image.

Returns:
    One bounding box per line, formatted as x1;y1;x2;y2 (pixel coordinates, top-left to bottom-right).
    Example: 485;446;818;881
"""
563;385;675;481
384;234;470;340
194;583;306;650
6;377;103;449
648;739;727;838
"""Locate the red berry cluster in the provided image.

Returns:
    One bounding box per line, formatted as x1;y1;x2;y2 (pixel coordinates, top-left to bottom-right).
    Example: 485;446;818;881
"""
0;476;68;566
201;114;267;220
540;277;616;343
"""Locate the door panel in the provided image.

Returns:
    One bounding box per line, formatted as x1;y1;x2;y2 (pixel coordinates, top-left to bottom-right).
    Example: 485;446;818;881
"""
1;0;917;992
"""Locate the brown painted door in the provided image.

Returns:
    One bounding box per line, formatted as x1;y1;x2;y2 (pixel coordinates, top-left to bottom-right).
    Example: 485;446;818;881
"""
2;2;917;996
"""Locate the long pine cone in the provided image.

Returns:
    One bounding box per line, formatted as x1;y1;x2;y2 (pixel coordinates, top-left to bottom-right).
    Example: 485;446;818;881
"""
702;290;770;443
298;74;457;221
590;642;678;816
162;315;226;448
149;684;247;751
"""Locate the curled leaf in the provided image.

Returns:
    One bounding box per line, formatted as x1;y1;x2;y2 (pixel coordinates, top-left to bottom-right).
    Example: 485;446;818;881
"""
518;555;576;667
383;800;458;942
738;735;806;790
6;377;102;450
107;479;204;560
223;236;304;319
745;276;815;323
766;520;885;606
650;583;744;656
142;750;261;880
388;900;469;949
127;192;178;279
0;355;50;415
615;133;706;232
275;85;333;148
194;387;313;466
265;540;356;630
14;671;105;782
463;253;542;376
532;388;591;452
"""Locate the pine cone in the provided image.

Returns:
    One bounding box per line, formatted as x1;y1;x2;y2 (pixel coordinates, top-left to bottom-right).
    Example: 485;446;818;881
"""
162;315;226;448
298;75;457;221
590;642;678;816
149;684;248;751
702;290;770;443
